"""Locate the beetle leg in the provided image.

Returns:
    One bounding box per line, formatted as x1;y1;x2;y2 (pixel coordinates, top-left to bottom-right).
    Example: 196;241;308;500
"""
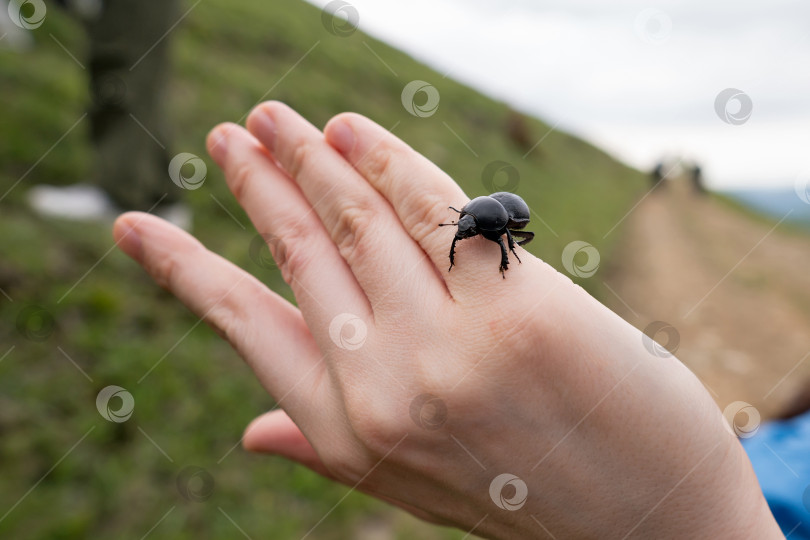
496;237;509;278
505;229;522;264
510;229;535;246
448;236;459;271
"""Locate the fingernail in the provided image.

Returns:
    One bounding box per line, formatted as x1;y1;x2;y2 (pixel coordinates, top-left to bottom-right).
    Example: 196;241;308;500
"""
114;219;143;263
328;120;355;155
250;109;276;152
207;125;230;166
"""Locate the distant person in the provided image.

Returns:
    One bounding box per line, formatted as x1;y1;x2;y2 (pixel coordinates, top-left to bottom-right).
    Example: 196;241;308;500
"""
505;109;535;154
27;0;190;229
690;163;706;195
651;160;666;188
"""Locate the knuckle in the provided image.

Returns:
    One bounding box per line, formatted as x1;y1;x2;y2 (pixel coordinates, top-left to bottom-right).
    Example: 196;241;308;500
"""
320;444;370;484
400;190;449;245
228;161;254;202
147;241;200;290
275;235;312;285
344;395;404;458
253;214;320;286
361;144;396;189
145;239;256;351
149;251;180;290
287;139;313;179
333;204;376;266
207;302;246;349
359;143;457;247
205;277;267;352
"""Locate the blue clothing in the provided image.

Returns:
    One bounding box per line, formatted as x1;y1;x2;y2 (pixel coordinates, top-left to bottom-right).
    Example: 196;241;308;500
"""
743;410;810;539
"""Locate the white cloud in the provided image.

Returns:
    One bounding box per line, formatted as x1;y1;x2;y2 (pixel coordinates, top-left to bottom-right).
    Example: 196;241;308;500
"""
308;0;810;188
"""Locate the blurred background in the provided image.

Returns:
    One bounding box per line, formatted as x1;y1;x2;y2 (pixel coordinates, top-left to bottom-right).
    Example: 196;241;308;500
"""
1;0;809;538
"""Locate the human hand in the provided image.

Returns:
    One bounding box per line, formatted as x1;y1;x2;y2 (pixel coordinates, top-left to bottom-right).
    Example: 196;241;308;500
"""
113;102;780;539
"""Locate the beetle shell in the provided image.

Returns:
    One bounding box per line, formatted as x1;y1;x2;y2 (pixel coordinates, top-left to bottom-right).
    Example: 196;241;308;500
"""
489;192;530;229
462;196;509;232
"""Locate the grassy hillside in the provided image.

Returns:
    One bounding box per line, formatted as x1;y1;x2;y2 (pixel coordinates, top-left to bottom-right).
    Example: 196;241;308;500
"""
0;0;646;538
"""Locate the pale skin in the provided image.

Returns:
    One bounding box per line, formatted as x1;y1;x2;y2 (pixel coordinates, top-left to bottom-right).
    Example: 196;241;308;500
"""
113;102;782;539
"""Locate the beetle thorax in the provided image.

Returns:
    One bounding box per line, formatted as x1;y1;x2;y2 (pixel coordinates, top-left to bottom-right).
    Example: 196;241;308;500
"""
464;196;509;232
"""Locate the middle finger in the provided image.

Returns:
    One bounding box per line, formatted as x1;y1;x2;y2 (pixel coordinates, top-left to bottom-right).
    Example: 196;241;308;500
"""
246;101;448;309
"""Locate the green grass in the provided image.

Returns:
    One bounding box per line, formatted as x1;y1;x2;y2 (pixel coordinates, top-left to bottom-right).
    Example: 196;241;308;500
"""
0;0;646;538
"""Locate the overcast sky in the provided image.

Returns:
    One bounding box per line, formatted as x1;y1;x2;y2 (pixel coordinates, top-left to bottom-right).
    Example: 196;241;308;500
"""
308;0;810;190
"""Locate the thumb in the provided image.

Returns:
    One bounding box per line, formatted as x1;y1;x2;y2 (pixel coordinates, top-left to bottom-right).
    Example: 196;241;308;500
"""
243;409;334;479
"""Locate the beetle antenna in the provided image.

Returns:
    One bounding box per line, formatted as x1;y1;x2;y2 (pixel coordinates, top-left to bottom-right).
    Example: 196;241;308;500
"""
439;206;462;226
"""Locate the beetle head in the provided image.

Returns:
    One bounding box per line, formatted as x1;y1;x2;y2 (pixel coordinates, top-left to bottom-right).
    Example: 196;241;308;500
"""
455;214;477;238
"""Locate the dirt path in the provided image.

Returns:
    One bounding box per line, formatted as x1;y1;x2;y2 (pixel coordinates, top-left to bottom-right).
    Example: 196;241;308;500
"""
604;180;810;418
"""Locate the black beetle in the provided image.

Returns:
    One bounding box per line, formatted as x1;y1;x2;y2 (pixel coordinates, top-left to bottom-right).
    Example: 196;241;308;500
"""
439;192;535;278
